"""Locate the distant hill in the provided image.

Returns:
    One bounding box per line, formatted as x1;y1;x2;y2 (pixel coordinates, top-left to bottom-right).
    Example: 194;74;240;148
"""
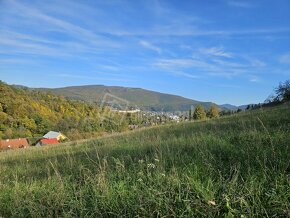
219;104;238;110
220;104;249;111
35;85;221;112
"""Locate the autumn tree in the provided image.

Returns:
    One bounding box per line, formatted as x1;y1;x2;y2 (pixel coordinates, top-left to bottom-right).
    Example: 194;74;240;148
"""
193;105;206;120
207;105;220;118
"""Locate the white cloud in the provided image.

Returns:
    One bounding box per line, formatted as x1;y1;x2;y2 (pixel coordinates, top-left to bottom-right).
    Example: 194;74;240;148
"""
106;27;290;38
207;70;241;78
4;1;120;48
200;47;232;58
211;59;245;68
172;71;199;79
154;58;212;69
139;40;162;54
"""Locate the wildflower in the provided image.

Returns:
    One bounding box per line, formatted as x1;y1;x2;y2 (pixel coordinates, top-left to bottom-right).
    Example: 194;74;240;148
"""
207;200;216;206
137;178;143;182
161;173;166;177
138;159;144;164
147;163;156;169
154;158;160;162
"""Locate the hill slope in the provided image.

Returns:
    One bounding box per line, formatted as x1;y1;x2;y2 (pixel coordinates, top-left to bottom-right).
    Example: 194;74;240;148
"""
0;104;289;216
36;85;218;112
0;81;127;140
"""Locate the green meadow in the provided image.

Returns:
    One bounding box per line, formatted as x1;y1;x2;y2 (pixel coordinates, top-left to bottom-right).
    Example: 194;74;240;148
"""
0;104;289;217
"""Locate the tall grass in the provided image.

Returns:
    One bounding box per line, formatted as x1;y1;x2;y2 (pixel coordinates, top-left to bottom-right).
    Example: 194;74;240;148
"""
0;104;290;217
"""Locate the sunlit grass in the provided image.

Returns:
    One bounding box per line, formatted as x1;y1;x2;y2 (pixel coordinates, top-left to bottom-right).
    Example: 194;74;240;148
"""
0;104;290;217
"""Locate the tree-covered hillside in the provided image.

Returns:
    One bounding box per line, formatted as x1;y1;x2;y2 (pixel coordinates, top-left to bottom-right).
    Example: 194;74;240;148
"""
36;85;217;112
0;81;128;140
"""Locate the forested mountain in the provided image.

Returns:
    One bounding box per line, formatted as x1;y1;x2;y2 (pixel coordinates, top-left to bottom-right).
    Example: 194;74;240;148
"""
219;104;249;111
0;81;128;140
36;85;219;112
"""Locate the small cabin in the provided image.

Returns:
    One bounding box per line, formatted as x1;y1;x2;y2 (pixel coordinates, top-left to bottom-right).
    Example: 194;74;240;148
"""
0;138;30;151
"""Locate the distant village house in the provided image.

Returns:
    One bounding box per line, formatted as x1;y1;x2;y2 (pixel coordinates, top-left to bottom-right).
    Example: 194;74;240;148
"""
0;138;29;151
43;131;67;141
35;131;66;146
36;138;59;146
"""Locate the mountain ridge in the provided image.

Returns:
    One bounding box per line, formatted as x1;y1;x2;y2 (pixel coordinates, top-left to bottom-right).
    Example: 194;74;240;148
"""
32;85;226;112
220;104;249;111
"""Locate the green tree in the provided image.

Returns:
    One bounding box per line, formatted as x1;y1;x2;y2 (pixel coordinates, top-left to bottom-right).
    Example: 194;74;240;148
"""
4;128;13;139
193;105;206;120
207;105;220;118
275;80;290;102
20;116;37;132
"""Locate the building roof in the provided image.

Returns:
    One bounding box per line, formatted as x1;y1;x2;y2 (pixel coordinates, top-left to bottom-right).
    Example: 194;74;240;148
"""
39;138;59;145
43;131;64;139
0;138;29;150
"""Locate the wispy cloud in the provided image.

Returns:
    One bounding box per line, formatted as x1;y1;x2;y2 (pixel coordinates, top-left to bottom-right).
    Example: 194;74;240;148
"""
249;75;260;82
207;70;242;78
139;40;162;54
57;73;132;82
11;1;113;46
211;59;245;68
152;53;268;81
227;0;254;8
0;36;71;57
0;58;39;66
250;59;266;67
200;47;232;58
154;58;212;69
107;27;290;38
1;1;120;55
280;54;290;64
172;71;199;79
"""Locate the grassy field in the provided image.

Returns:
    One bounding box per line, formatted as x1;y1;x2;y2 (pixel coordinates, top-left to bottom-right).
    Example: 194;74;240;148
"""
0;104;290;217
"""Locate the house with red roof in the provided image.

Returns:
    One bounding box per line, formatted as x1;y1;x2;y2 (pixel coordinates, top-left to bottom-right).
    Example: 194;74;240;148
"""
0;138;30;151
36;138;59;146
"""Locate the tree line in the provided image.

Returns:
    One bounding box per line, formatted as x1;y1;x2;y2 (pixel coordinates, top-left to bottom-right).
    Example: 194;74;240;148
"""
188;105;220;121
246;79;290;110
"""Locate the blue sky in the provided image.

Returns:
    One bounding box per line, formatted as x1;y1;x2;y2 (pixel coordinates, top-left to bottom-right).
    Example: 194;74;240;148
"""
0;0;290;105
